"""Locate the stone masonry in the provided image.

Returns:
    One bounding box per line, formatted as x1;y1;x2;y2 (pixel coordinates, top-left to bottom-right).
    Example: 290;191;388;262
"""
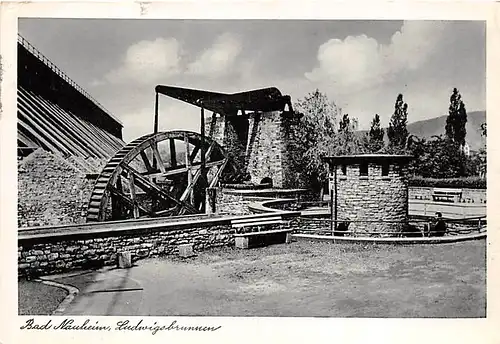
18;149;106;227
18;219;235;277
206;110;301;188
326;155;411;235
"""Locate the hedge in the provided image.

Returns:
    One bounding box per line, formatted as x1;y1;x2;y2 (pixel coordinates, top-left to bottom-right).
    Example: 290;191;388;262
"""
408;176;486;189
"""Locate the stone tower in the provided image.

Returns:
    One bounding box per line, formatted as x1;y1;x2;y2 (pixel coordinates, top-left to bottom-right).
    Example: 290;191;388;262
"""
207;108;301;189
323;154;413;235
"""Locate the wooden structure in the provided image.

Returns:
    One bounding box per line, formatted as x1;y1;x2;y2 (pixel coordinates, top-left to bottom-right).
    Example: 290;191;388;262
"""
17;34;124;163
87;85;297;222
231;213;294;249
86;131;232;222
432;188;463;203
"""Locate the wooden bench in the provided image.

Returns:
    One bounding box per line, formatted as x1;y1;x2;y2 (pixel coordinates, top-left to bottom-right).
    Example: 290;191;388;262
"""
231;216;293;249
432;188;462;203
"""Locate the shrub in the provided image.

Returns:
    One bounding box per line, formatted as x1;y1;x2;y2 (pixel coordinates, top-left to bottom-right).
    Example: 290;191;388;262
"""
408;176;486;189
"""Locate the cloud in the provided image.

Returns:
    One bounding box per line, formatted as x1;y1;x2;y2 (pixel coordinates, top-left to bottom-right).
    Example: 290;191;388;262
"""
305;21;448;94
187;33;242;77
101;37;182;85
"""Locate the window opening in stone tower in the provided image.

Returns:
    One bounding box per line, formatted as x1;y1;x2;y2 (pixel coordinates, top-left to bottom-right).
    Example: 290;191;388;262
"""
360;162;368;176
382;162;389;176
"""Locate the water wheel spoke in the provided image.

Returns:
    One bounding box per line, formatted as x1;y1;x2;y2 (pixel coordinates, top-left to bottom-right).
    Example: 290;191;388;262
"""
150;141;167;173
108;185;153;216
86;130;232;222
123;164;198;214
140;151;154;173
209;158;228;188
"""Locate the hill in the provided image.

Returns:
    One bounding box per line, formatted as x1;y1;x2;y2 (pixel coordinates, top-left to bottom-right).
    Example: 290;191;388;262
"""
360;111;486;152
406;110;486;151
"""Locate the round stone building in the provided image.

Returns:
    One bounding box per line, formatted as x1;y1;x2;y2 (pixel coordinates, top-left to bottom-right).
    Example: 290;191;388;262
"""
323;154;413;236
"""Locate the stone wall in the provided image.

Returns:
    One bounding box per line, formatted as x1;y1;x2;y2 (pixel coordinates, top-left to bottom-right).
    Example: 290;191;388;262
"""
215;192;271;215
213;187;308;215
18;149;106;227
333;162;409;235
206;113;225;146
222;116;249;177
18;219;235;277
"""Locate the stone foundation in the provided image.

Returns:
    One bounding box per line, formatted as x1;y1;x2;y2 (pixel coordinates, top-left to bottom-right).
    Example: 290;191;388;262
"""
18;149;106;227
18;213;302;277
18;219;235;277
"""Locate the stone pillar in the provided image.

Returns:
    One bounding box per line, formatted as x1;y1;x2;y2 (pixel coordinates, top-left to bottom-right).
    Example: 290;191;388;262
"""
246;111;284;187
117;252;132;268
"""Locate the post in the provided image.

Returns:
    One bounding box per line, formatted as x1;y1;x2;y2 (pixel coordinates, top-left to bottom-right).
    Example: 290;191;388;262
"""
184;135;193;204
200;105;206;213
334;164;338;236
154;92;159;134
330;186;334;235
153;92;159;170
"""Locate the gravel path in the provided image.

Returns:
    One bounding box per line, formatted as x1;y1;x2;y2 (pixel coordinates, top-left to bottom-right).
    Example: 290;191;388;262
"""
48;239;485;317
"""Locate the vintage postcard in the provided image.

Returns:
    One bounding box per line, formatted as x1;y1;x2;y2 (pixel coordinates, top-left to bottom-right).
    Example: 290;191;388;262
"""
1;1;499;344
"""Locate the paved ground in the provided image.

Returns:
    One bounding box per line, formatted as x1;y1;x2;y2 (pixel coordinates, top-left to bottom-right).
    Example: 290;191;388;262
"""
42;239;486;317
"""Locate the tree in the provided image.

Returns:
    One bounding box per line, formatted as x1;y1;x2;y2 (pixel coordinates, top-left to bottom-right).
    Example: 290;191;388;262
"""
407;134;482;178
291;89;339;194
334;113;365;155
411;135;465;178
445;88;468;146
366;114;385;153
478;122;487;178
387;94;409;153
480;123;487;137
291;90;365;197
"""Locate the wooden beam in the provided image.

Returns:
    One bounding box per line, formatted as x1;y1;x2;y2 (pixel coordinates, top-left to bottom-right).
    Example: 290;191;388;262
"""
189;146;200;162
128;172;140;218
205;141;216;160
179;143;217;203
108;185;152;216
184;135;193;203
144;160;224;178
140;151;153;172
209;112;217;137
169;138;177;167
122;164;198;214
180;166;202;202
154;206;180;217
209;158;228;188
18;92;95;158
111;177;124;219
150;141;167;173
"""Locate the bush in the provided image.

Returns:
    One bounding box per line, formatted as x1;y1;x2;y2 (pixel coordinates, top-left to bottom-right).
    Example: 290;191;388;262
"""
408;176;486;189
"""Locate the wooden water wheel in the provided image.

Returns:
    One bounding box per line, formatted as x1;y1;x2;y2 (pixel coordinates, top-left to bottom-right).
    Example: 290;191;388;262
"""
86;130;233;222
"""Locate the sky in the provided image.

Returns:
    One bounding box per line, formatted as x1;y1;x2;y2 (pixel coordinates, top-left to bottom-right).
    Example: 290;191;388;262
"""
18;19;486;142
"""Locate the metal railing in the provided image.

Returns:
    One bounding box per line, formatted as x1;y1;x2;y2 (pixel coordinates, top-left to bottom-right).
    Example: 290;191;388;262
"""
17;34;123;126
295;216;487;238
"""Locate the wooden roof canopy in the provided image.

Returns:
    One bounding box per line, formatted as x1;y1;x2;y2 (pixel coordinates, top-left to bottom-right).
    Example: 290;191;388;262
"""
155;85;293;115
